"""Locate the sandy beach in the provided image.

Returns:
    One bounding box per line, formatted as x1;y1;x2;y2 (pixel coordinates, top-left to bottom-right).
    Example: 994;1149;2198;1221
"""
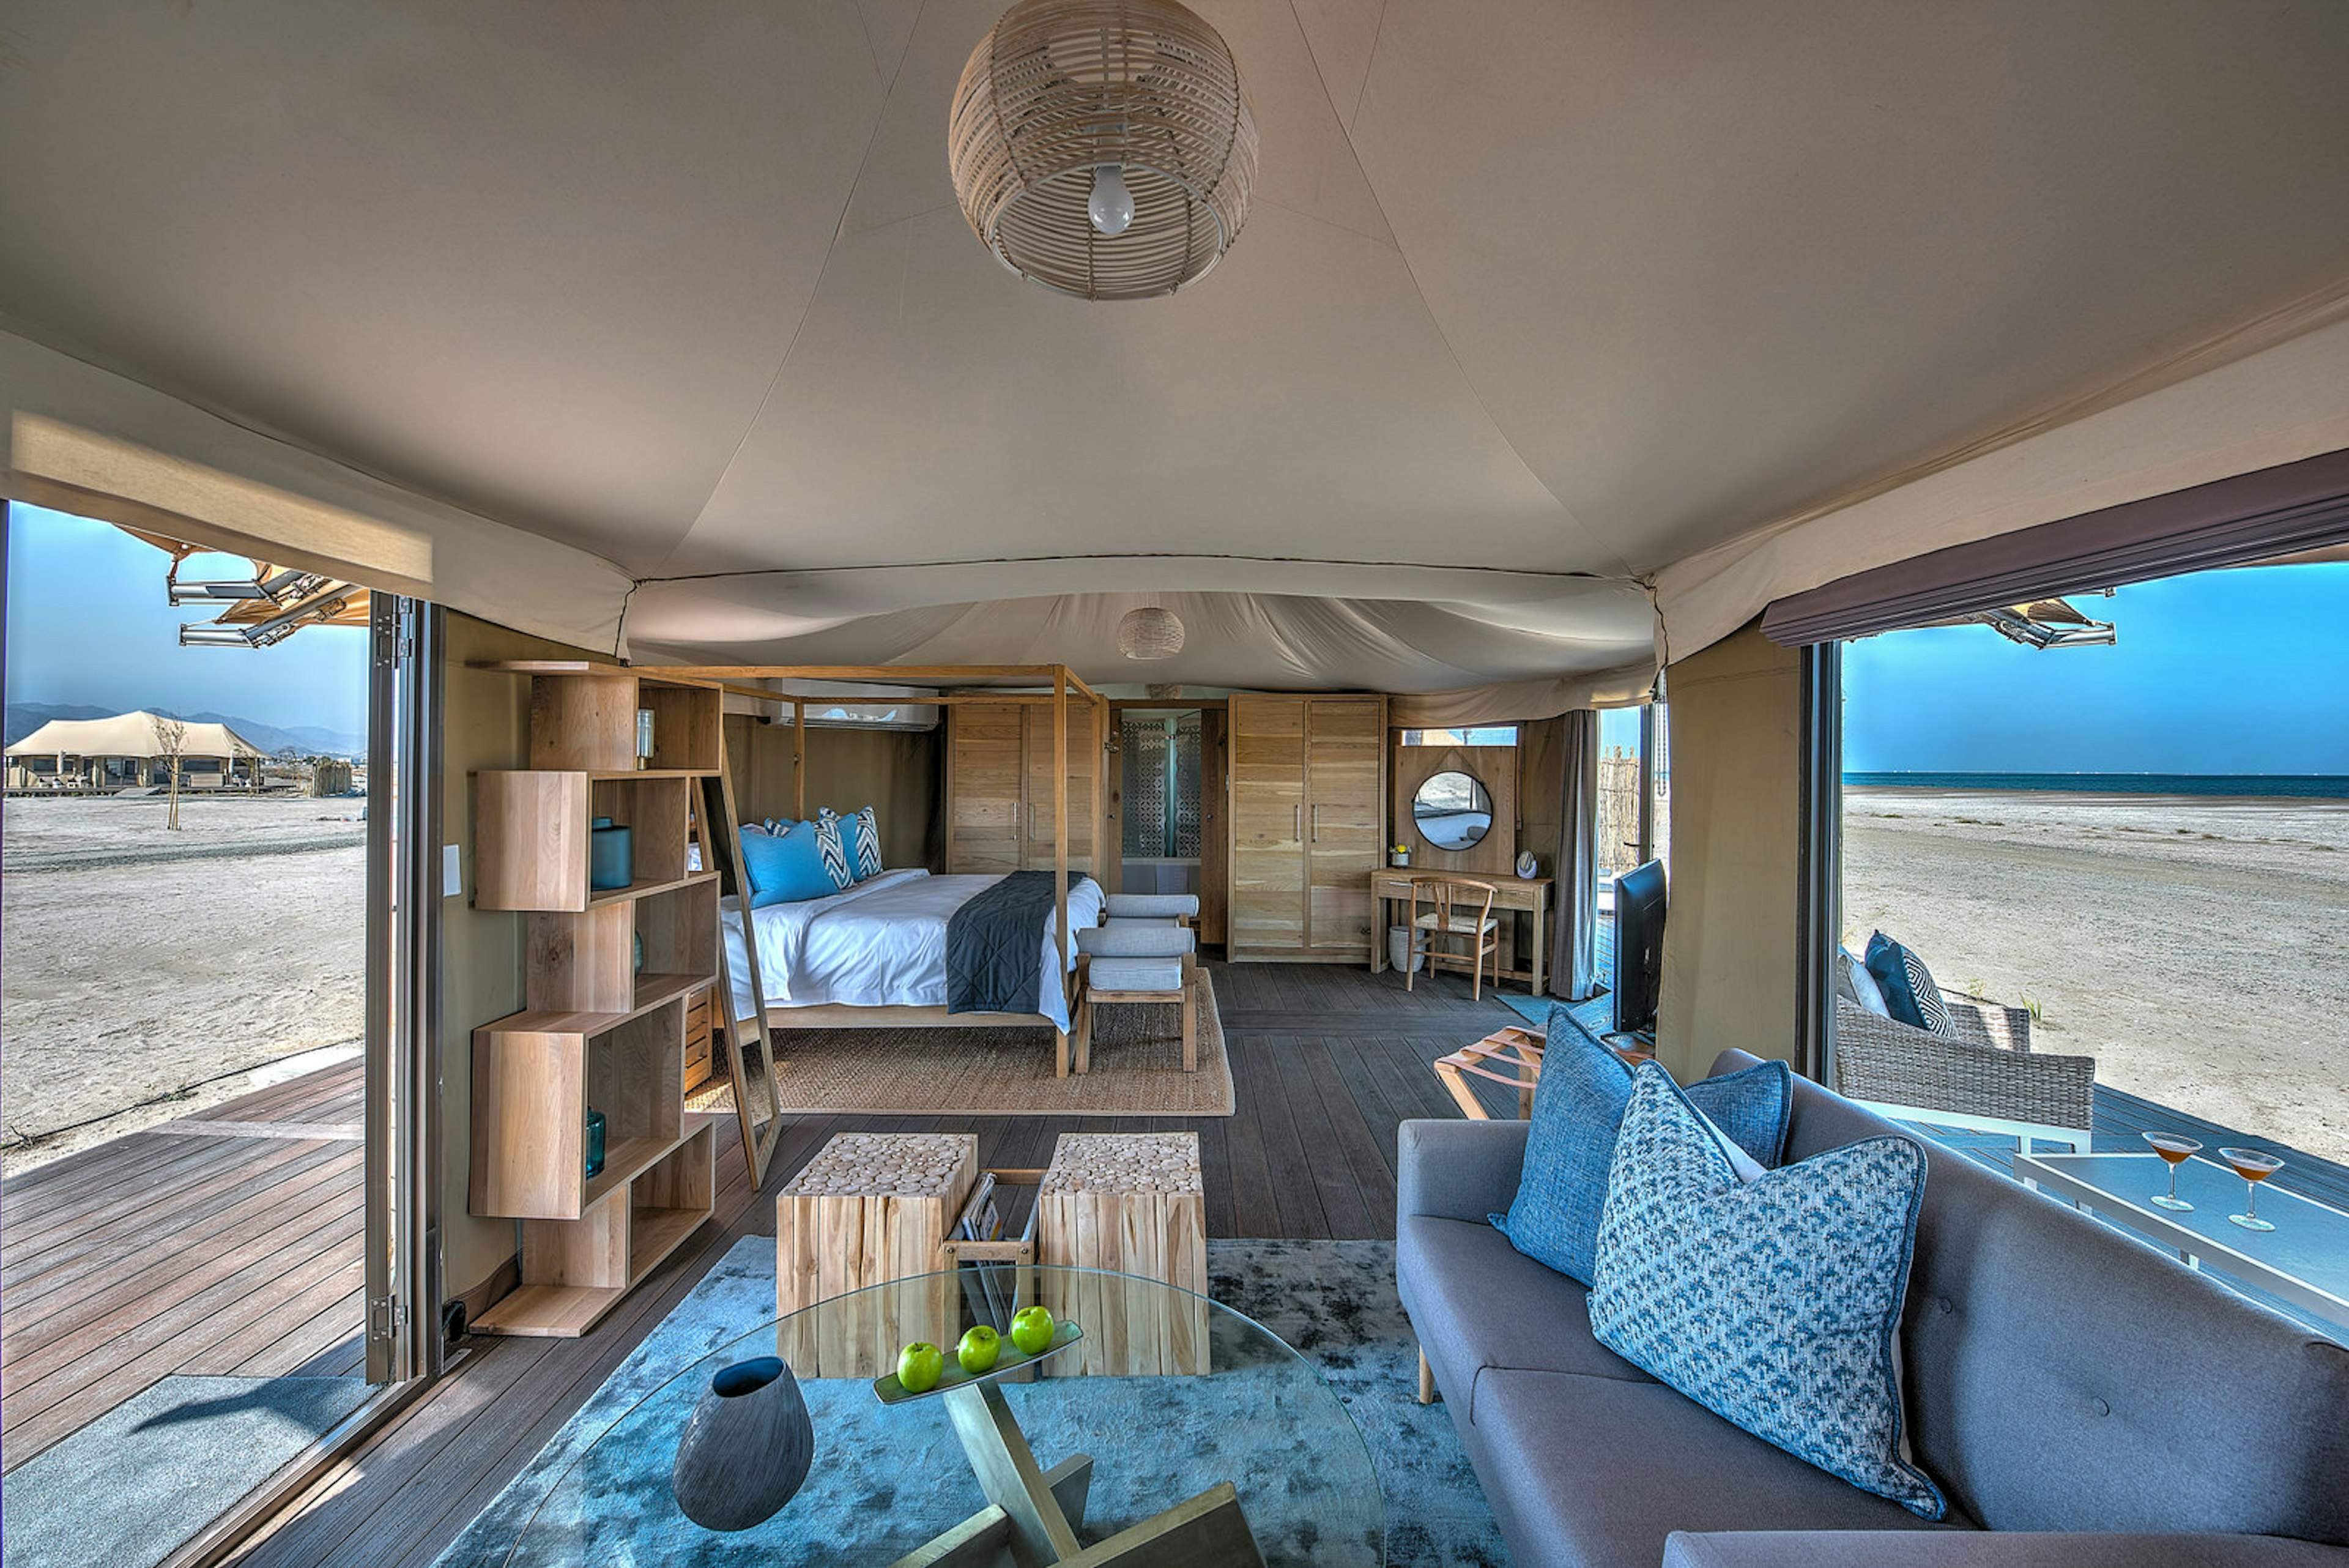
1843;787;2349;1165
2;794;366;1172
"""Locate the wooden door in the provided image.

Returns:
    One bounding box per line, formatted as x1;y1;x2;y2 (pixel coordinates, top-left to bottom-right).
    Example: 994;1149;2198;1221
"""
1022;702;1097;875
947;703;1022;874
1306;697;1385;954
1228;695;1308;954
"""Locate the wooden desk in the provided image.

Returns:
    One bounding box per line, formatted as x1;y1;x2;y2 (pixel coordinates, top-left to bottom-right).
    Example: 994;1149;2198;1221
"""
1369;872;1553;997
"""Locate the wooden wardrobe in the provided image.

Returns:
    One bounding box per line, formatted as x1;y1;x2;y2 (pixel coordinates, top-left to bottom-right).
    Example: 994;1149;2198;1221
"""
944;700;1103;876
1227;694;1387;961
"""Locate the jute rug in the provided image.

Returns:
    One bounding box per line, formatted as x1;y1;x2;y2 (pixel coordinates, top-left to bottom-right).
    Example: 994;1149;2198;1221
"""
746;973;1234;1118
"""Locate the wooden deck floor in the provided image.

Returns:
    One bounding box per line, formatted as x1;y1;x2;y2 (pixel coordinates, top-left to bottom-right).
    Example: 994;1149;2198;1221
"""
0;1058;366;1474
223;959;1524;1568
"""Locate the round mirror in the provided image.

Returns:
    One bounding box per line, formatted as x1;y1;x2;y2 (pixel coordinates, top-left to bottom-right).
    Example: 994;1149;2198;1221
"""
1412;770;1494;850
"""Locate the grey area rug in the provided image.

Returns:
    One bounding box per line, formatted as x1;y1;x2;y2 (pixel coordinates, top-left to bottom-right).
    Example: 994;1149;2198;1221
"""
1;1373;373;1568
435;1236;1510;1567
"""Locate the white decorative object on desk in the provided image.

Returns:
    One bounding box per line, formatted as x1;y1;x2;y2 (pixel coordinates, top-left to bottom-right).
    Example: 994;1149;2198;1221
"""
1516;850;1538;879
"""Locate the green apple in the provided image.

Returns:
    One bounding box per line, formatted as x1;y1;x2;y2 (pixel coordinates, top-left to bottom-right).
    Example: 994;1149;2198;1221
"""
897;1340;944;1394
1009;1305;1056;1355
957;1325;1001;1374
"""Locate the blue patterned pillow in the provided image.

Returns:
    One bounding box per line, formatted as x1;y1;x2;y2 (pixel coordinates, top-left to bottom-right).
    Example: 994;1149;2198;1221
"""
846;805;883;879
1865;931;1953;1036
1589;1065;1944;1518
1491;1008;1792;1285
811;809;856;891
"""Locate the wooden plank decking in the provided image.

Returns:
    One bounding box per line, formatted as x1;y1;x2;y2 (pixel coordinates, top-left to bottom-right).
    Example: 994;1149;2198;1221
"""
0;1058;367;1473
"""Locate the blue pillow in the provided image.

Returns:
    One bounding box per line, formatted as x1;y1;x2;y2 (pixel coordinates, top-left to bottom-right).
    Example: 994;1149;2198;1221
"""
740;820;838;907
846;806;883;879
1492;1007;1791;1285
1864;932;1951;1035
1589;1065;1943;1518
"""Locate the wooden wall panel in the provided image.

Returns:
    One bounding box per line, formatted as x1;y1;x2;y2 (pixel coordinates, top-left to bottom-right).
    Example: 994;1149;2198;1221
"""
1389;741;1518;879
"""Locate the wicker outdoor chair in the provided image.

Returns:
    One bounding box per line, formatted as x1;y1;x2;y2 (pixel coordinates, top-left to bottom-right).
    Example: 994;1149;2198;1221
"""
1833;994;2096;1155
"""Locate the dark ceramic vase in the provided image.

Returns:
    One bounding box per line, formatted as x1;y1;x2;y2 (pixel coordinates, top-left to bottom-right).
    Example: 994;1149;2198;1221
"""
670;1356;814;1532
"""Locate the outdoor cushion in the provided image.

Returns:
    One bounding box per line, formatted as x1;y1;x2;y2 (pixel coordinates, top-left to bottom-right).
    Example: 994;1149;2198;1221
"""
1834;946;1893;1016
739;820;837;907
1464;1370;1960;1568
1492;1013;1791;1284
1398;1213;1655;1420
1664;1533;2349;1568
1589;1065;1943;1518
1085;957;1183;992
1865;931;1953;1035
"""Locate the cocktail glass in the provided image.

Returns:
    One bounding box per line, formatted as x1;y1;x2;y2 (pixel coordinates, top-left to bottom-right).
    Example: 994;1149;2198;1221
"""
2143;1131;2201;1211
2217;1147;2284;1233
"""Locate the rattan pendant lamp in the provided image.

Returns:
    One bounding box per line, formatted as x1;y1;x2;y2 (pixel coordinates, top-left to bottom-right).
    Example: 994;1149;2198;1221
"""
949;0;1259;300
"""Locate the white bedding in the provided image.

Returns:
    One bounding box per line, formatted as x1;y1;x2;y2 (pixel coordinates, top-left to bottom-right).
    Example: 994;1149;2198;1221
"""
720;868;1104;1033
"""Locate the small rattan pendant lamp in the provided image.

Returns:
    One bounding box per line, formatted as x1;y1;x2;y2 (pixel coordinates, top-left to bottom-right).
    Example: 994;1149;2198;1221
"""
949;0;1259;300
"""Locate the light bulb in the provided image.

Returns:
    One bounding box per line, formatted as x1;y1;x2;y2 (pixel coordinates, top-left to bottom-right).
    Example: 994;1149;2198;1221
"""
1088;164;1134;237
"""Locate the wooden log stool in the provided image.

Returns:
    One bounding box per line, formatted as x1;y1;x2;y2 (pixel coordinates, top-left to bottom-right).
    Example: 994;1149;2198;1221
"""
1036;1132;1209;1376
775;1131;976;1376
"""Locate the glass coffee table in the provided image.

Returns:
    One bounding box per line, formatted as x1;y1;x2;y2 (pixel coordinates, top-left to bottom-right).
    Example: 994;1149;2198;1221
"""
499;1266;1383;1567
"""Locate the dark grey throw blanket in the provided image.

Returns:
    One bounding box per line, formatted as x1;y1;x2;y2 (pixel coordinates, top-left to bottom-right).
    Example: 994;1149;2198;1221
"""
946;870;1094;1016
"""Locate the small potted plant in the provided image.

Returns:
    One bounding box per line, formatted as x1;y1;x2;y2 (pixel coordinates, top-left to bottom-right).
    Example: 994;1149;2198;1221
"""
1390;842;1411;868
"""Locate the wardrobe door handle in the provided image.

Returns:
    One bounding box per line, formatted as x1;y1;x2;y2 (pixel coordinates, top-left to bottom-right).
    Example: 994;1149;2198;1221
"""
1310;804;1320;842
1293;803;1302;841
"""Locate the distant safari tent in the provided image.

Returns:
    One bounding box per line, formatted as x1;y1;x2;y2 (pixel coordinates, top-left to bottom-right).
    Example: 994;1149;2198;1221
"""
6;711;268;792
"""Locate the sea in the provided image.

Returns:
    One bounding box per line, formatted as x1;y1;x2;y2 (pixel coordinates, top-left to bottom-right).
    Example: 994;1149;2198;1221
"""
1843;772;2349;800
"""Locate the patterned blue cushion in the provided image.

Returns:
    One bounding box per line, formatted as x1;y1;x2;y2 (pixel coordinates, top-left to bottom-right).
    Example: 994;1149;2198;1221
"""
847;805;883;879
1865;931;1952;1035
1491;1007;1792;1284
811;809;856;891
1589;1064;1945;1518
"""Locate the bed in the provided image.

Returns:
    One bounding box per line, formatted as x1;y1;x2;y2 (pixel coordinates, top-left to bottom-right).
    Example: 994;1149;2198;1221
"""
720;866;1105;1041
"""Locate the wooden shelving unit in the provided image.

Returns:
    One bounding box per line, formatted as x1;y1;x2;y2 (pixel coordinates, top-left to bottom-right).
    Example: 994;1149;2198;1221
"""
469;669;726;1338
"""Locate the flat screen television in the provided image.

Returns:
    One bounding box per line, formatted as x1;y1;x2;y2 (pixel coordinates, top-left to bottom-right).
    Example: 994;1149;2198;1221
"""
1611;858;1668;1041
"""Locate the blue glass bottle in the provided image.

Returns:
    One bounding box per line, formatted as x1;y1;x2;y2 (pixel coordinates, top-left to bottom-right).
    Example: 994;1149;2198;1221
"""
584;1109;607;1181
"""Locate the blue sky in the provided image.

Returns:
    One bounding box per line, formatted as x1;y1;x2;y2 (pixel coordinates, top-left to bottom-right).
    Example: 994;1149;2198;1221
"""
6;503;368;734
1842;562;2349;775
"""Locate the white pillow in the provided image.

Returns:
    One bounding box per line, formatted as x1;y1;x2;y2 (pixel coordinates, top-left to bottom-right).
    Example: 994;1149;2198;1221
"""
1838;947;1893;1017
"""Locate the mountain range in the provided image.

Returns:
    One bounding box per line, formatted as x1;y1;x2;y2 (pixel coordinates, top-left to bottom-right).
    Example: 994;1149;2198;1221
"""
4;702;367;758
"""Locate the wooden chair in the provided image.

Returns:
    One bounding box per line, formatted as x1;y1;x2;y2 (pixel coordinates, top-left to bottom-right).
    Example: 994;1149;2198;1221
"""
1073;924;1199;1074
1406;877;1502;1000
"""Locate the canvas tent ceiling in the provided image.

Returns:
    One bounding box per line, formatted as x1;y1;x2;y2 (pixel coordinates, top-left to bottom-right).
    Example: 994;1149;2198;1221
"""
2;1;2346;708
6;712;268;762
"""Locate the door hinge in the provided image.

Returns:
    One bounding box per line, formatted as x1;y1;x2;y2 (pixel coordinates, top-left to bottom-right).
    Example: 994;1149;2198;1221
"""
369;1294;409;1342
374;600;419;667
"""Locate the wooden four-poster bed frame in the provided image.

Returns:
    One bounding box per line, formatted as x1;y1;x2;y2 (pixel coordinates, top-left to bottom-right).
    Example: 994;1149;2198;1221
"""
636;663;1110;1077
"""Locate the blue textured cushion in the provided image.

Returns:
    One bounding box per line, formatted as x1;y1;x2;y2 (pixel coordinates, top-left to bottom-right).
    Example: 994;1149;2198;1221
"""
1492;1007;1792;1284
1864;931;1951;1035
740;820;838;907
1589;1064;1944;1519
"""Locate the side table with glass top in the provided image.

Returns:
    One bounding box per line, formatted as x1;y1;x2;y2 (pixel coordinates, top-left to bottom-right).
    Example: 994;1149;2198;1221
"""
2017;1150;2349;1334
497;1265;1384;1568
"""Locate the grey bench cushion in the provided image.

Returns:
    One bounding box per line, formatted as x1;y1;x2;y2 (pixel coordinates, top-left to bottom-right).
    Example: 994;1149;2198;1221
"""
1085;957;1184;992
1397;1214;1654;1421
1466;1370;1965;1568
1666;1532;2349;1568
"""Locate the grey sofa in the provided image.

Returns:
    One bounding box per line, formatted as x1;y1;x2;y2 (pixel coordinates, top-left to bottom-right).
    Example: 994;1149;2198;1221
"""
1397;1049;2349;1568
